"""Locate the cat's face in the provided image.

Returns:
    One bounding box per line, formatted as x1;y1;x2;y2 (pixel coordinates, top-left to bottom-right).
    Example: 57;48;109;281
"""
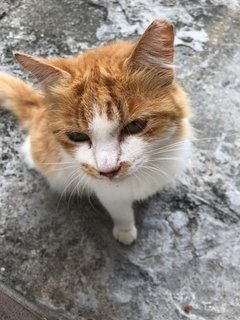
15;20;191;182
47;71;189;181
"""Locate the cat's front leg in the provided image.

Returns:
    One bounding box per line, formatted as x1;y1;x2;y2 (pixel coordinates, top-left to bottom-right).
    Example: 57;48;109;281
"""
98;197;137;245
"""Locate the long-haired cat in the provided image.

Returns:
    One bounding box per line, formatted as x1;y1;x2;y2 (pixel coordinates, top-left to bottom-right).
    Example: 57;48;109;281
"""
0;20;191;244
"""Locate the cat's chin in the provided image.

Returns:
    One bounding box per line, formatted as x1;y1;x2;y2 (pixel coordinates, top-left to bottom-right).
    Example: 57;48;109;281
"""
97;174;128;183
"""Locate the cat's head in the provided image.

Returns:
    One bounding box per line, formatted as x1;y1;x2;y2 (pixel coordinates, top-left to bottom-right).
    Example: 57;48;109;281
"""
15;19;191;182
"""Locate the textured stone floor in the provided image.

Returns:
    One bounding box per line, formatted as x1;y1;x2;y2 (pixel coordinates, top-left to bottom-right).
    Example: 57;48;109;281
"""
0;1;240;319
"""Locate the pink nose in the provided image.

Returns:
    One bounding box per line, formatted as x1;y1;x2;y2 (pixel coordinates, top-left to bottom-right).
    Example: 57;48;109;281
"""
99;167;120;179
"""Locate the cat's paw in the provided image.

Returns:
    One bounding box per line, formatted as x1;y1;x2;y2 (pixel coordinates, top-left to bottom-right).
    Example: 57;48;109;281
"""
113;225;137;245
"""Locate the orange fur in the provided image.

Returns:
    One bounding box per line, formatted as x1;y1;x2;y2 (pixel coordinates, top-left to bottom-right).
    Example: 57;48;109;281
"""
0;19;193;244
0;73;45;128
0;19;191;178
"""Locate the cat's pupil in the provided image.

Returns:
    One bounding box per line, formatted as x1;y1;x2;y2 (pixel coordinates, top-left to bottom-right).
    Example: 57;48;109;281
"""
67;132;90;142
122;119;147;135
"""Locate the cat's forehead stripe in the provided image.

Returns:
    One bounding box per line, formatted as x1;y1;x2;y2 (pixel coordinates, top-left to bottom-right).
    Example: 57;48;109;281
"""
91;107;119;134
105;101;114;121
91;100;121;122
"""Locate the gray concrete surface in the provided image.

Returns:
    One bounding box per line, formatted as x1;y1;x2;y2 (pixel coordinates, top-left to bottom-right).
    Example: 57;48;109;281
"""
0;0;240;319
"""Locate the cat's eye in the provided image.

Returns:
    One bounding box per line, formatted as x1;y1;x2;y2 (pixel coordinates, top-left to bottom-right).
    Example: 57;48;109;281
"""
122;119;147;135
67;132;90;142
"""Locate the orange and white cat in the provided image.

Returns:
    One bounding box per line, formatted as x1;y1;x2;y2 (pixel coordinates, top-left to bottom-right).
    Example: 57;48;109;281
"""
0;20;191;244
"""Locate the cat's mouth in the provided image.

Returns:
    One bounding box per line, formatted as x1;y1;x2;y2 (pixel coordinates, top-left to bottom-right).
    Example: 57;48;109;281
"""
81;161;131;180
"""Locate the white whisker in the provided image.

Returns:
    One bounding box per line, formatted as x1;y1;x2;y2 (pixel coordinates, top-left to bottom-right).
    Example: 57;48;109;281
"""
46;165;78;173
140;164;169;178
150;147;188;155
38;161;76;165
148;157;182;162
56;168;80;211
137;169;151;183
67;173;86;211
132;171;143;186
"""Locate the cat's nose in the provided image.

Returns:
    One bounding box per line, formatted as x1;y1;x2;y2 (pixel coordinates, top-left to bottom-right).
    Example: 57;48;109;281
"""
99;167;120;179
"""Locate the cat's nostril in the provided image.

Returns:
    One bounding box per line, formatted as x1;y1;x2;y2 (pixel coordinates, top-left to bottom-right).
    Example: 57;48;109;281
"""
99;167;120;179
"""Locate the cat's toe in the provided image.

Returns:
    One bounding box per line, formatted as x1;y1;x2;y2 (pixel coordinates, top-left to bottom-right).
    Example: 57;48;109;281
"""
113;225;137;245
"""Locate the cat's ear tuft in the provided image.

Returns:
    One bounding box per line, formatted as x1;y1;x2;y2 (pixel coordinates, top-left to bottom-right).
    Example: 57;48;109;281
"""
127;19;175;84
14;52;71;87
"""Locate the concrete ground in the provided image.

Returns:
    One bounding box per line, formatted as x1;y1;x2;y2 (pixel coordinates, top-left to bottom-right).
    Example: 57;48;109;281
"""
0;0;240;319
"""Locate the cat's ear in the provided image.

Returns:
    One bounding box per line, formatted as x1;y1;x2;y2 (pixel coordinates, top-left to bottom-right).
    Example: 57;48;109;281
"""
127;19;175;84
14;52;71;87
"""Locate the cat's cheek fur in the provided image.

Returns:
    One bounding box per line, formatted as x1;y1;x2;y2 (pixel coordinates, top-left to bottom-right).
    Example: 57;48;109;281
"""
75;143;96;168
120;135;148;174
46;149;83;194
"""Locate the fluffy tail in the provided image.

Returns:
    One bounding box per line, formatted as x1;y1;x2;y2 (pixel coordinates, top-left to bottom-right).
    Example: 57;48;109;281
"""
0;73;45;129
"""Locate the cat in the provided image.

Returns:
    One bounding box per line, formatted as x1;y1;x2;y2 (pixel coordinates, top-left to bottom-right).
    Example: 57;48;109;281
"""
0;19;192;245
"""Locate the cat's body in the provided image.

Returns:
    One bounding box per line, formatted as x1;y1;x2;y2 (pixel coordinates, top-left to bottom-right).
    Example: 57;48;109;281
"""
0;20;191;244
